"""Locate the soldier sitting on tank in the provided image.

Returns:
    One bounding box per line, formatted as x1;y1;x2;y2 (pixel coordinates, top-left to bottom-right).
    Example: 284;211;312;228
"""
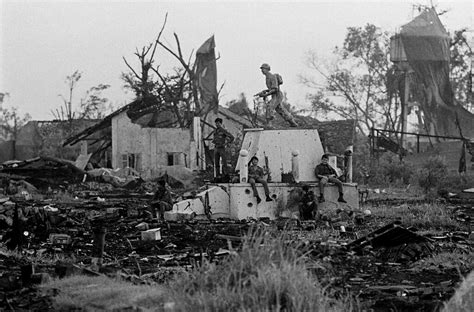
314;154;347;203
248;156;273;204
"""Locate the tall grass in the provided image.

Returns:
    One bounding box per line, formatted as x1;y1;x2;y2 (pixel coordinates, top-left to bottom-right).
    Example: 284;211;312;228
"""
369;203;459;229
443;270;474;312
439;172;474;193
42;275;165;310
167;228;349;312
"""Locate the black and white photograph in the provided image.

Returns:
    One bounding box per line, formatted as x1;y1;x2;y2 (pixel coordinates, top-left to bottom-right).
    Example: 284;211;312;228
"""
0;0;473;310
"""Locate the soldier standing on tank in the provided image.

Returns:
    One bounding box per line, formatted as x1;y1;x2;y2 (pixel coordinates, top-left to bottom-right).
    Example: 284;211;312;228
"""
255;63;298;127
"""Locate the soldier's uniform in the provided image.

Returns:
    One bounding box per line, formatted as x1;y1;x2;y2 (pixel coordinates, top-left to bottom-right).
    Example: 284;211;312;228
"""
314;160;346;203
248;163;271;202
260;64;297;127
212;127;234;176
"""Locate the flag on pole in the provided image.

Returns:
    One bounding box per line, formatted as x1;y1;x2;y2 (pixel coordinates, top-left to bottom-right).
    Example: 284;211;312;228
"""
195;36;218;115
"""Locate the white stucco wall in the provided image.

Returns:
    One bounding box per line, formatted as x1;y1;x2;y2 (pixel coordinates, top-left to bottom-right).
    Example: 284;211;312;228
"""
236;129;325;183
111;111;192;178
111;108;250;178
170;182;359;220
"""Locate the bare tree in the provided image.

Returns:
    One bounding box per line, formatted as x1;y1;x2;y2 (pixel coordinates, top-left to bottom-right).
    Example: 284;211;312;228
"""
300;24;398;136
122;13;218;128
54;70;82;120
52;70;111;121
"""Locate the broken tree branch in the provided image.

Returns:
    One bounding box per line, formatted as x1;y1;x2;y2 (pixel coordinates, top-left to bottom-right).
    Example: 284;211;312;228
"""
174;33;183;60
150;12;168;60
122;57;142;80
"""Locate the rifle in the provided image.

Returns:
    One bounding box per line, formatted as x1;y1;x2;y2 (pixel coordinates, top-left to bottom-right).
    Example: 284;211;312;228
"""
264;151;272;182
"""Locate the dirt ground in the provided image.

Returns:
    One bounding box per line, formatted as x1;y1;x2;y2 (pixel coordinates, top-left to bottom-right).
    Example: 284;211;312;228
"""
0;187;472;311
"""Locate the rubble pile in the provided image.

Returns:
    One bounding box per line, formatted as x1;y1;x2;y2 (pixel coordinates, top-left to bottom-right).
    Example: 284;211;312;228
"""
305;219;472;311
447;204;474;225
0;250;55;311
0;183;473;311
0;157;86;189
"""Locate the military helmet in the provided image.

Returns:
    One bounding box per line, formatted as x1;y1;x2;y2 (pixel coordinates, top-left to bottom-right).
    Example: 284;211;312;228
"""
260;63;271;70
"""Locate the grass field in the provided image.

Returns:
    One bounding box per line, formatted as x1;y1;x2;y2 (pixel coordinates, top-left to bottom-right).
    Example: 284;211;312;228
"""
368;202;460;229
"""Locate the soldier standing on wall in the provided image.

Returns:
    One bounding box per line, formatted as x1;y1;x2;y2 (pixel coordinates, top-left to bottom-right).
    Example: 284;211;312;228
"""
255;63;298;127
205;118;234;177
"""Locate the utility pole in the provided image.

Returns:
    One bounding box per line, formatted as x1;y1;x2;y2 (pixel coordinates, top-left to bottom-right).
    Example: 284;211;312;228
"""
401;72;409;151
12;110;17;159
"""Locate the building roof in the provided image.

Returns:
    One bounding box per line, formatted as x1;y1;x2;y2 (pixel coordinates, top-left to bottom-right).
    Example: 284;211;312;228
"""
62;103;133;146
217;106;253;128
268;110;355;153
63;101;253;146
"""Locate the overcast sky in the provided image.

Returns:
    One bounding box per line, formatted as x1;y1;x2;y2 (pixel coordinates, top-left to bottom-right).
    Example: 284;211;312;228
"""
0;0;472;120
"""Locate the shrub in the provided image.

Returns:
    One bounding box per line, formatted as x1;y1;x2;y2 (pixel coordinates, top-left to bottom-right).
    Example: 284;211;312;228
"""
416;156;448;193
438;172;474;193
364;154;415;186
383;157;414;185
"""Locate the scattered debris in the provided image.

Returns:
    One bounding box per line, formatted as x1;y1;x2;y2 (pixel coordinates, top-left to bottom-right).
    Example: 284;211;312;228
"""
0;157;86;189
141;228;162;241
347;221;434;262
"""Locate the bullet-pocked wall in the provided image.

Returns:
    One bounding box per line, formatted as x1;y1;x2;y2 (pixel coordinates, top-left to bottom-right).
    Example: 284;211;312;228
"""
236;129;325;183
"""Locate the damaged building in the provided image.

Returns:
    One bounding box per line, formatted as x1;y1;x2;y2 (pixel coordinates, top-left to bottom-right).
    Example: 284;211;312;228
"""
64;100;253;180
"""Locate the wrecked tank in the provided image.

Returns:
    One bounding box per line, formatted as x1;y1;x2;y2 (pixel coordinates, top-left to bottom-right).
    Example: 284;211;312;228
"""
170;128;359;220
